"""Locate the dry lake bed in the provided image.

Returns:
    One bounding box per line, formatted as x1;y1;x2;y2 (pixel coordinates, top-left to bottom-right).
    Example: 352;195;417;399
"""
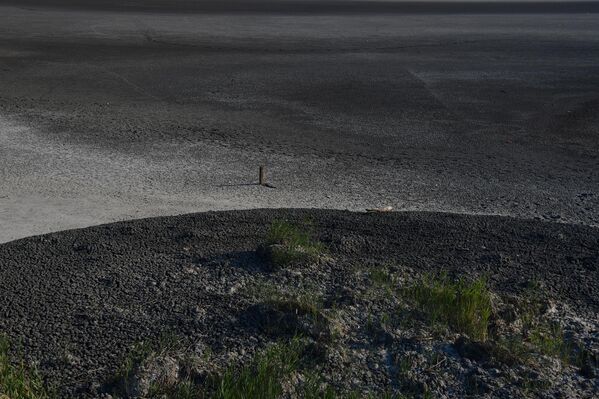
0;2;598;398
1;1;598;242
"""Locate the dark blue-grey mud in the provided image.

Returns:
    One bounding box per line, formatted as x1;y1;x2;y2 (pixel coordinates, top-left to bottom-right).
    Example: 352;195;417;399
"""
0;210;597;397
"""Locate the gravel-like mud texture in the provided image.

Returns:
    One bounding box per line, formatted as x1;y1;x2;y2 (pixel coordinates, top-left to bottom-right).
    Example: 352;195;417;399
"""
0;209;597;397
1;2;599;242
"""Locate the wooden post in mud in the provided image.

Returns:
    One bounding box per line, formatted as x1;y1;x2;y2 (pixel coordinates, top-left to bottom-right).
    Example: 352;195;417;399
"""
259;166;265;186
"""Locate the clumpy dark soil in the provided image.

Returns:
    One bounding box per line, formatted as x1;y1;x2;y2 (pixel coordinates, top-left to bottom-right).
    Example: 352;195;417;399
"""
0;209;597;397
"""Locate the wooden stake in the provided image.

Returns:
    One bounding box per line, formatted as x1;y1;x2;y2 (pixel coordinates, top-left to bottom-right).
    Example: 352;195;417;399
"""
259;166;265;186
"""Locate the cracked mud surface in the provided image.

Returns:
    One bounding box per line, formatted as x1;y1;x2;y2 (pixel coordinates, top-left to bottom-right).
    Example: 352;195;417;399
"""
1;2;599;242
0;209;597;397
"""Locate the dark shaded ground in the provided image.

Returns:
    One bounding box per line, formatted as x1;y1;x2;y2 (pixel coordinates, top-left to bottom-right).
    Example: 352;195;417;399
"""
0;210;597;396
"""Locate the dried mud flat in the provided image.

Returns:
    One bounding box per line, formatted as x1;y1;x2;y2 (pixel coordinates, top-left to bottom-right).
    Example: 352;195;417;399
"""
0;209;597;398
2;3;599;243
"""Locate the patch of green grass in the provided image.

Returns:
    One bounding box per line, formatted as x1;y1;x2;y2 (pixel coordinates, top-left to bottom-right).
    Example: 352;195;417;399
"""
368;265;399;295
262;220;325;267
0;335;54;399
490;336;530;366
488;322;585;368
115;341;153;389
407;274;493;341
506;285;578;364
211;338;305;399
370;266;392;287
301;372;338;399
111;334;412;399
148;378;202;399
252;282;324;320
528;322;571;362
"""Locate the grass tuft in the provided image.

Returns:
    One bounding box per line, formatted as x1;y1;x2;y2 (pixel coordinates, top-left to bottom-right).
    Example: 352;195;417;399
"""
262;220;325;267
407;274;493;341
528;322;571;362
148;378;202;399
369;265;398;289
0;335;54;399
211;338;304;399
115;341;154;391
259;284;323;319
